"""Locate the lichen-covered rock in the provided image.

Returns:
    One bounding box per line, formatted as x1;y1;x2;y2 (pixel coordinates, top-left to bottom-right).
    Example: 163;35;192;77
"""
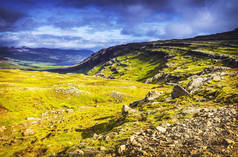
186;77;206;93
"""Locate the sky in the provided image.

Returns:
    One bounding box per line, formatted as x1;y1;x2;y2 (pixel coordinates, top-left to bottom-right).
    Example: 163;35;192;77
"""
0;0;238;51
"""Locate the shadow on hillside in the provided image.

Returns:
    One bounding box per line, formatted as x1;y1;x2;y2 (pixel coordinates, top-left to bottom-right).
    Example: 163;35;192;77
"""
131;52;168;82
75;116;126;139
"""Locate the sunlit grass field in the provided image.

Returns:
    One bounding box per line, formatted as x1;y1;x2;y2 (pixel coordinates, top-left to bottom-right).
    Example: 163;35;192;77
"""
0;69;157;156
0;40;237;156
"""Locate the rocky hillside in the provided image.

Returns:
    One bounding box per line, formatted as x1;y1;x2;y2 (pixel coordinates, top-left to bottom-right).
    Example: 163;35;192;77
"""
54;28;238;77
0;29;237;156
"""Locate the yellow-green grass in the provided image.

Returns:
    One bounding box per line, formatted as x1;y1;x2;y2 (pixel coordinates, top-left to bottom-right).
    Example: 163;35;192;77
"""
88;51;166;82
0;69;156;156
88;44;236;84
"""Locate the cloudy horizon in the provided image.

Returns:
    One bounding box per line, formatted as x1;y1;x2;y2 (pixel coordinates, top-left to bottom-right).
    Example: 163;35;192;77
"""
0;0;238;51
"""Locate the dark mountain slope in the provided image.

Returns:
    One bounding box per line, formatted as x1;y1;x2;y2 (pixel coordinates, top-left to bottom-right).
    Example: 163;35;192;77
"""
51;42;153;73
190;28;238;41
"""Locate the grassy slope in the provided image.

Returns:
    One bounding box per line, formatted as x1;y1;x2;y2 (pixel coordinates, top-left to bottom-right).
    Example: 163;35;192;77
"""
0;39;238;156
87;40;237;82
0;69;156;156
88;51;166;82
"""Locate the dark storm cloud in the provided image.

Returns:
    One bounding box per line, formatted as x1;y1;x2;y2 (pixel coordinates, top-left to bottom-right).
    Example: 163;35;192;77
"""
60;0;238;37
0;0;238;49
0;7;26;31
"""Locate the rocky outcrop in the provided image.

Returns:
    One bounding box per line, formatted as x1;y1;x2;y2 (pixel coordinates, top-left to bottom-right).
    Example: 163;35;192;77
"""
117;107;238;156
185;50;238;68
145;91;163;101
200;66;228;75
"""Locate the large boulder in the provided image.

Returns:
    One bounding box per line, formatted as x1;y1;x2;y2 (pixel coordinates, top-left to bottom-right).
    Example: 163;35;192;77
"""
172;85;189;98
145;91;163;101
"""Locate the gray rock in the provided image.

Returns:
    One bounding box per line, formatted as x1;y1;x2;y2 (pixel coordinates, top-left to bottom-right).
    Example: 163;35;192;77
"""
224;139;235;145
118;145;126;154
131;139;142;147
93;133;98;140
129;135;135;143
211;74;222;81
145;78;153;84
117;107;238;156
145;91;163;101
186;77;205;93
23;128;34;136
172;85;189;98
165;97;173;102
121;105;134;115
69;149;84;156
156;126;166;133
0;126;6;133
100;146;106;151
105;136;110;142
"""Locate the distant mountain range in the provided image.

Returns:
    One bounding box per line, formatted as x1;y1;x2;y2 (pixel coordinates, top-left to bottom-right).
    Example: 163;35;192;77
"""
0;47;93;66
